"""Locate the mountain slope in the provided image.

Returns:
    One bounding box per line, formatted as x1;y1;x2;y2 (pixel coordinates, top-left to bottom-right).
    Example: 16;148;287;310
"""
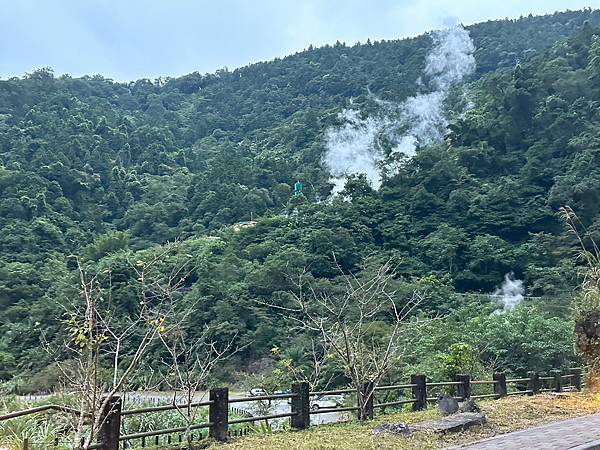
1;9;599;247
1;9;599;385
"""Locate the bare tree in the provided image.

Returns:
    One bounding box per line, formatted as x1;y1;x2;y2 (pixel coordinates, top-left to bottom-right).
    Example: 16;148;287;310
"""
57;241;195;449
266;259;422;420
157;323;238;449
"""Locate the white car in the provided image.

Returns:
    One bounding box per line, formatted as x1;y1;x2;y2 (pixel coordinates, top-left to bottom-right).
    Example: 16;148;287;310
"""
310;395;344;410
248;388;268;397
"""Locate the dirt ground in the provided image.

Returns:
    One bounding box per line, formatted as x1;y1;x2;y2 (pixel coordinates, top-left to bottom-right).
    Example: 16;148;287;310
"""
205;392;600;450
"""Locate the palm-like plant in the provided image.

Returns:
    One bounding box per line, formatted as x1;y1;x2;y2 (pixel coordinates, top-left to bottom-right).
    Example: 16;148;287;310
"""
0;414;68;450
560;206;600;383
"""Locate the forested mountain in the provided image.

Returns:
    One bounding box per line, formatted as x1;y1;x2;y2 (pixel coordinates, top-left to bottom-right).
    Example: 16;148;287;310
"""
1;9;600;389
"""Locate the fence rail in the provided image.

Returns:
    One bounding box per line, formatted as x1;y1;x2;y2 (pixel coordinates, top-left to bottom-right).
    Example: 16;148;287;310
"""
311;388;355;396
120;400;213;416
374;383;416;391
2;367;583;449
0;404;83;421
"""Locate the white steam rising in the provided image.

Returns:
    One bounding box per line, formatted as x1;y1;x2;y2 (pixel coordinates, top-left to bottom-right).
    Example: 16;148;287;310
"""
424;26;477;92
492;272;524;312
323;25;475;193
323;109;389;193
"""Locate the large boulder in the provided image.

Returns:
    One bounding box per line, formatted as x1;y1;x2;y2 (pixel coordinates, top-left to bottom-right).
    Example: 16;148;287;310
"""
412;412;487;433
372;413;487;437
459;398;480;413
439;394;459;416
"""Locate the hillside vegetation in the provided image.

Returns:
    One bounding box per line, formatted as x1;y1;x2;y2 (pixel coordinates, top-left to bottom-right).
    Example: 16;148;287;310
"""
1;9;600;389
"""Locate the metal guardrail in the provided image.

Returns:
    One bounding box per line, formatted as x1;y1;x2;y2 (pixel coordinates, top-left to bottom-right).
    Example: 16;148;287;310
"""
229;411;297;425
121;399;213;416
309;405;360;414
229;393;297;403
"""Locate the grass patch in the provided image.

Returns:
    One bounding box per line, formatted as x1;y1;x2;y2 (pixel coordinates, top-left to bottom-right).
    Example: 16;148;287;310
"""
206;393;600;450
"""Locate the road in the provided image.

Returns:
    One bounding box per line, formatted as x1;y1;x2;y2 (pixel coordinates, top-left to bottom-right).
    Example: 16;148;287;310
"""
123;390;342;427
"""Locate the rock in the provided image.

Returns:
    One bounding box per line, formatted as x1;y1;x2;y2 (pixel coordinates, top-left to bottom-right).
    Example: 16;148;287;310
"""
439;394;459;416
374;412;487;437
412;412;486;433
458;398;480;413
575;313;600;358
373;422;412;436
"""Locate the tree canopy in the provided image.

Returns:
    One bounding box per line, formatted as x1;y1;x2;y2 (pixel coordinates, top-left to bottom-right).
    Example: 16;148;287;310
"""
2;9;600;388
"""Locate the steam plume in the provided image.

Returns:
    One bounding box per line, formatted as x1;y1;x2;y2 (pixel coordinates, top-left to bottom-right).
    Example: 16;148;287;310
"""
323;25;475;193
493;272;524;312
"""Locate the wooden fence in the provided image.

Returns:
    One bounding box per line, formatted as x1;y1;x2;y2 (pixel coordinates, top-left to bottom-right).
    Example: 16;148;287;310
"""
1;368;583;449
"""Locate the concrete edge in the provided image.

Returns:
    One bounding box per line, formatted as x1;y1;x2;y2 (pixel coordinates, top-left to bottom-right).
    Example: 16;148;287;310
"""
569;440;600;450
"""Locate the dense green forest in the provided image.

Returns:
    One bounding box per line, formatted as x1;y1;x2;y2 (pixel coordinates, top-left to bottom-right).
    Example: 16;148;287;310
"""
2;9;600;391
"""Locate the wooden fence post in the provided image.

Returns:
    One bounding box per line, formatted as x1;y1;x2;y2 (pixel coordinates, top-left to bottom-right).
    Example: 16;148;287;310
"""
493;372;507;397
571;368;582;391
455;374;471;400
527;371;540;395
209;388;229;442
411;374;426;411
98;396;122;450
22;438;29;450
291;381;310;430
551;369;563;392
537;371;545;391
358;382;374;421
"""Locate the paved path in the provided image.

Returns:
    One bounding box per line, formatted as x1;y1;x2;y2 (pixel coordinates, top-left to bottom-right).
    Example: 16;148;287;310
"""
452;413;600;449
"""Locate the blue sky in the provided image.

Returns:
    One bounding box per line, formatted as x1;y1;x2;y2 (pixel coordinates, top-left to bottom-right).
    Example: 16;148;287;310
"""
1;0;598;81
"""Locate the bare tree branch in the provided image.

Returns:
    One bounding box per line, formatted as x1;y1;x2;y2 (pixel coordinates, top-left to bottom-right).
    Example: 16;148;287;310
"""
261;257;424;420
